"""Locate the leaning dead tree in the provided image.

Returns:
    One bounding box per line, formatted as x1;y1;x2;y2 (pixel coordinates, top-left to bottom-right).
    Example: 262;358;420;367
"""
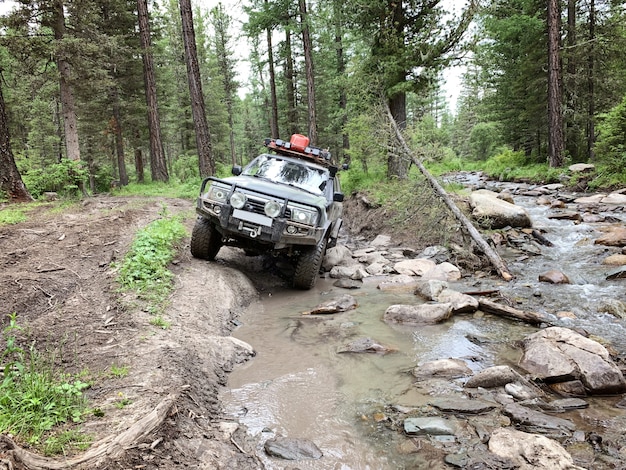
384;105;514;282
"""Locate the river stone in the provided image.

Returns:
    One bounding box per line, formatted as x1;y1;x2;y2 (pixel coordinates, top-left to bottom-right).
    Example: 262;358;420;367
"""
488;428;585;470
519;327;626;395
469;189;532;229
377;275;420;293
417;245;450;263
365;262;386;275
606;266;626;280
414;279;448;301
264;437;323;460
371;234;392;247
464;365;521;389
403;417;457;436
574;194;605;204
550;398;589;410
422;262;462;281
504;381;542;401
548;380;587;397
393;258;436;276
437;288;479;313
383;303;453;325
602;192;626;205
337;337;393;354
303;294;357;315
413;358;472;379
358;251;389;265
329;265;368;280
547;211;582;222
428;397;497;414
503;403;576;431
598;299;626;319
333;278;363;289
594;226;626;247
538;270;570;284
602;254;626;266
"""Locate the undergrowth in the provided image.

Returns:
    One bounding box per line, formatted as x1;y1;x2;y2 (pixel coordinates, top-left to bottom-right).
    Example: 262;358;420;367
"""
115;209;187;316
0;313;92;454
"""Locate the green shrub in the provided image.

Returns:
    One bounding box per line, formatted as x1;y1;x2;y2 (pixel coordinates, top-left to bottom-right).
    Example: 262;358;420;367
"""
21;159;88;199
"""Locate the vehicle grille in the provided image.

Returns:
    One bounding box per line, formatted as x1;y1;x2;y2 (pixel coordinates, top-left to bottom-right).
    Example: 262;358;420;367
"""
240;192;289;218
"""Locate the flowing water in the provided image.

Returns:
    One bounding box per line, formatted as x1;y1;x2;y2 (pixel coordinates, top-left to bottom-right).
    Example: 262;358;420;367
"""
221;178;626;469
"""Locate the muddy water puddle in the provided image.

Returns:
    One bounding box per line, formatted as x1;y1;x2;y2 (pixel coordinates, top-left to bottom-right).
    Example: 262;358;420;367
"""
221;277;536;469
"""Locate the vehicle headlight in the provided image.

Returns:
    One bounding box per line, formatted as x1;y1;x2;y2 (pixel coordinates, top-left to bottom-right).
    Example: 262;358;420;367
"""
264;200;282;218
206;183;229;203
289;205;318;225
230;191;246;209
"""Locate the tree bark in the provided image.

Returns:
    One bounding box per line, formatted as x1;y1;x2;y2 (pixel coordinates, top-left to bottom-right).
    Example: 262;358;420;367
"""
285;29;298;136
587;0;596;161
112;88;129;186
137;0;169;182
299;0;317;144
0;83;33;202
478;298;549;325
547;0;564;167
180;0;214;177
334;0;349;163
265;0;280;139
53;0;81;163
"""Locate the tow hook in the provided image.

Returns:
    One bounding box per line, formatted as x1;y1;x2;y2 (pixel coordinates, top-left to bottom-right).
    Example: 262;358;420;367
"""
238;221;262;238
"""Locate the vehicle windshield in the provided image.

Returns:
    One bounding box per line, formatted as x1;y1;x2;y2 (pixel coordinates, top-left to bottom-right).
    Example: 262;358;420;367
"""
243;154;328;195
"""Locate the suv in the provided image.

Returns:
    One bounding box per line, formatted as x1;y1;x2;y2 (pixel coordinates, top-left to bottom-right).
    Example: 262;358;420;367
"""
191;134;344;289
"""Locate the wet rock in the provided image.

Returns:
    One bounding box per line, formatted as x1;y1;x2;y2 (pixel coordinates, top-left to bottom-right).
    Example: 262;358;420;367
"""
519;327;626;395
538;270;570;284
393;258;436;276
357;251;388;265
437;288;479;313
377;275;420;293
602;192;626;205
598;299;626;319
370;234;392;247
414;279;448;300
302;294;358;315
428;397;497;414
550;398;589;410
329;265;368;280
594;226;626;247
383;303;453;325
365;261;386;275
581;212;606;223
465;365;522;389
413;358;472;379
403;417;458;436
264;437;323;460
337;337;394;354
422;262;462;281
548;380;587;397
469;189;532;229
574;194;605;204
488;427;585;469
332;278;363;289
503;403;576;431
417;245;450;263
606;266;626;280
547;211;582;222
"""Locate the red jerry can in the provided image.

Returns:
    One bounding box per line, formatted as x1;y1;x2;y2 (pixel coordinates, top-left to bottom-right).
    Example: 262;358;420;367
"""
289;134;310;153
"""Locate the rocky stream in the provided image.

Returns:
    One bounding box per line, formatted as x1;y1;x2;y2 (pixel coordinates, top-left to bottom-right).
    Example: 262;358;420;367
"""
221;170;626;469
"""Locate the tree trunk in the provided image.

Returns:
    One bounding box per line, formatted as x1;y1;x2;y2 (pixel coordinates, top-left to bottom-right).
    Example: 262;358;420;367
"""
299;0;317;144
53;0;81;162
0;83;33;202
547;0;564;167
137;0;169;182
264;0;279;139
334;0;349;163
180;0;214;177
285;29;298;136
112;89;128;186
587;0;596;161
564;0;578;160
387;92;408;179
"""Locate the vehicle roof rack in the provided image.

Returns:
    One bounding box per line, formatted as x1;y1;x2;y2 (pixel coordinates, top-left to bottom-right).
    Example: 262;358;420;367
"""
264;134;333;167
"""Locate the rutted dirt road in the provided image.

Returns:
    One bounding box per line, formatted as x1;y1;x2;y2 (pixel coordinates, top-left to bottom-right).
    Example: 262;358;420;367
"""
0;195;276;469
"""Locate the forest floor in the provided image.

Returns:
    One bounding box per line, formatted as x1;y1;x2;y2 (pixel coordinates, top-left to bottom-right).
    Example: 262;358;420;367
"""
0;195;297;469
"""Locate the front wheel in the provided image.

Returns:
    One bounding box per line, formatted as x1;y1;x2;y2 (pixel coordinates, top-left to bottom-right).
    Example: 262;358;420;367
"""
293;237;327;290
190;217;222;260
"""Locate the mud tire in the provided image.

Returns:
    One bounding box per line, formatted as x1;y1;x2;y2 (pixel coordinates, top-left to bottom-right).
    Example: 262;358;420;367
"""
190;217;222;260
293;237;327;290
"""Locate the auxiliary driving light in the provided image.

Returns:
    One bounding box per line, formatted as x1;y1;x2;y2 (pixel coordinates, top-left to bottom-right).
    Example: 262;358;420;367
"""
264;200;282;218
230;191;246;209
286;225;298;234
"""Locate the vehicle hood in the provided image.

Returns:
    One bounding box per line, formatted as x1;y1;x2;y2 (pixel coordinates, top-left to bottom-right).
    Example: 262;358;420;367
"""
222;175;327;208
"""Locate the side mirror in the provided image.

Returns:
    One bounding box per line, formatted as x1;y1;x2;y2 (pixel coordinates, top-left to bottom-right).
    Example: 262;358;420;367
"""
232;165;242;176
333;192;344;202
341;163;350;171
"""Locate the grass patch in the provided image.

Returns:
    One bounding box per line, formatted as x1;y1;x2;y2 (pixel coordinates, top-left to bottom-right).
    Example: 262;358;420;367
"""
112;181;197;200
0;314;91;453
115;211;187;316
0;207;27;225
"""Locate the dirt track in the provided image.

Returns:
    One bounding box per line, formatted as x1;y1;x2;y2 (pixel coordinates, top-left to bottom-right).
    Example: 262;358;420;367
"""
0;195;276;469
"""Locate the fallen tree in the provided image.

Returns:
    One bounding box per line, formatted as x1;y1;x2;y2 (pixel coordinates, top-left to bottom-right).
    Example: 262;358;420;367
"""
385;105;514;282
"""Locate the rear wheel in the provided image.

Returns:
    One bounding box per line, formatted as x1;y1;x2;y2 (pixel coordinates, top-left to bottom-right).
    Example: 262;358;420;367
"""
293;237;327;290
190;217;222;260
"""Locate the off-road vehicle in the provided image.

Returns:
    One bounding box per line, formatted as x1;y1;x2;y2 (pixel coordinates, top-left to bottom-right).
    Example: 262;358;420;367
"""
191;134;344;289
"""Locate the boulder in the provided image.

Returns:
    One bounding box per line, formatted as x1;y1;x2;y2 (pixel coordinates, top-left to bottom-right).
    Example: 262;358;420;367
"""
302;294;358;315
264;437;323;460
329;265;368;280
377;275;420;293
569;163;595;173
488;428;585;469
503;403;576;431
393;258;436;276
538;270;570;284
469;189;532;229
602;192;626;205
602;254;626;266
422;262;462;281
383;303;452;325
437;288;479;313
594;226;626;247
518;327;626;395
322;244;355;271
414;279;449;301
465;365;522;389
